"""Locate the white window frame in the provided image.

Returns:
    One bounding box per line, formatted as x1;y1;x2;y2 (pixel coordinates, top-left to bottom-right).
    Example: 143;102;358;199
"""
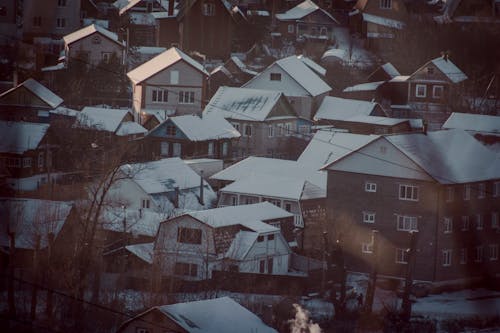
399;184;419;201
178;91;194;104
492;212;499;230
363;211;376;224
463;184;471;200
397;215;418;232
475;246;483;262
270;73;281;81
476;214;483;230
101;52;112;63
170;70;179;84
222;141;228;157
395;248;408;264
141;199;150;209
442;249;452;267
288;24;294;33
268;124;274;137
202;2;215;16
365;182;377;192
460;248;467;264
284;123;291;136
380;0;392;9
445;186;454;202
494;181;500;197
56;17;66;28
22;157;32;168
477;183;485;199
443;217;453;234
490;244;498;261
461;216;469;231
152;88;168;103
244;124;252;137
208;142;214;156
432;85;444;99
415;84;427;98
231;195;237;206
362;242;373;253
231;122;240;132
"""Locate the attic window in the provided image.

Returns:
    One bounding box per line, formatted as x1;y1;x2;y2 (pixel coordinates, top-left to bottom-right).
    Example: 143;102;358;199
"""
427;67;434;75
202;2;215;16
270;73;281;81
92;35;101;44
380;0;392;9
166;125;176;136
257;235;264;242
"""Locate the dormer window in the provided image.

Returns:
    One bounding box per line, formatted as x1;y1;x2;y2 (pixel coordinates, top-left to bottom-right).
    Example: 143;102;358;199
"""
380;0;392;9
166;125;176;136
270;73;281;81
202;2;215;16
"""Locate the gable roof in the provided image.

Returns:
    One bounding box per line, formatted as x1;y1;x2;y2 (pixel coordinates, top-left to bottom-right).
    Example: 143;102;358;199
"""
0;121;50;154
150;114;240;141
76;107;130;132
101;207;164;237
63;24;124;47
0;198;73;250
125;242;154;264
203;86;293;121
442;112;500;134
115;121;148;136
0;78;63;108
426;57;468;83
113;0;168;15
343;80;385;92
275;0;339;24
157;297;278;333
127;47;208;85
177;0;234;21
297;55;327;76
314;96;383;121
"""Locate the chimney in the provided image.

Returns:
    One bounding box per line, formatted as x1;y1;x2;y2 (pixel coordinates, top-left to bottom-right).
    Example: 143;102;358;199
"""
174;186;180;208
168;0;174;16
199;170;204;206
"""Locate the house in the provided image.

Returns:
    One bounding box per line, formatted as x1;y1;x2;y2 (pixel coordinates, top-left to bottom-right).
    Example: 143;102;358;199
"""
0;121;61;192
127;47;209;121
434;0;500;24
0;78;63;122
275;0;340;41
321;129;500;283
144;114;240;161
176;0;239;59
62;24;126;68
153;202;293;280
127;46;166;70
116;297;278;333
152;1;181;49
442;112;500;151
314;96;387;124
243;55;332;120
203;86;302;159
0;0;18;46
342;81;385;101
106;157;217;215
350;0;408;48
367;62;401;82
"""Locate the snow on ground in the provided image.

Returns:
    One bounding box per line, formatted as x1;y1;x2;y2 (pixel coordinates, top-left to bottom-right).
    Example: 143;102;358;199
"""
322;29;378;70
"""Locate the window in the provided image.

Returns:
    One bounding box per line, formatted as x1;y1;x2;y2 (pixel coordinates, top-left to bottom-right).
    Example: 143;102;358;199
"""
477;183;485;199
442;249;452;267
494;182;500;197
433;85;444;99
91;35;101;44
268;234;275;241
268;124;274;137
460;248;467;264
270;221;281;229
101;52;112;63
299;125;309;135
179;91;194;104
320;26;328;36
231;122;240;132
259;259;265;273
492;212;499;229
380;0;392;9
288;24;294;33
445;186;454;202
33;16;42;27
397;215;418;231
7;158;21;168
174;262;198;277
177;227;202;244
475;246;483;262
443;217;453;233
166;125;176;136
170;70;179;84
257;236;264;242
208;142;214;156
463;184;471;200
152;89;168;103
365;182;377;192
146;2;153;12
56;18;66;28
135;328;149;333
362;242;373;253
427;67;434;75
58;0;67;6
476;214;483;230
244;124;252;137
270;73;281;81
415;84;427;98
160;141;169;156
461;216;469;231
231;195;237;206
22;157;32;168
285;202;292;212
222;142;228;157
490;244;498;261
284;123;292;136
363;212;376;224
399;184;419;201
202;2;215;16
141;199;150;209
396;248;408;264
38;152;45;169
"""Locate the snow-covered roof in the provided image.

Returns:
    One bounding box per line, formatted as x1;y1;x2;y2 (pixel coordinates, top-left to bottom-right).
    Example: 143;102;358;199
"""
389;75;410;82
163;114;240;141
156;297;278;333
346;115;407;125
273;56;332;97
314;96;381;121
134;46;167;55
115;121;147;136
343;81;384;92
203;87;289;121
49;106;79;117
297;55;327;76
76;107;130;133
41;62;65;72
0;78;63;108
225;231;259;260
385;129;500;184
429;57;468;83
63;24;124;47
362;13;405;29
127;47;208;85
381;63;400;78
113;0;168;15
0;198;73;250
151;9;179;19
0;121;49;154
221;175;325;201
125;242;154;264
299;130;380;170
188;202;292;230
101;208;164;237
276;0;339;24
129;12;156;25
442;112;500;134
120;157;206;194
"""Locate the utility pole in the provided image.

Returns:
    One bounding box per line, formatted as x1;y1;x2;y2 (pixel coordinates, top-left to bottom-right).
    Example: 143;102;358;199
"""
364;230;378;314
401;231;418;321
30;235;41;321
